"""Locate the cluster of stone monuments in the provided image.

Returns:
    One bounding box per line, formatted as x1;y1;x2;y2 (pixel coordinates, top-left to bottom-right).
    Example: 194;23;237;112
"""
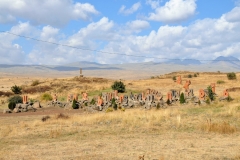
3;75;231;113
176;76;230;102
49;89;167;111
3;95;42;114
46;76;230;111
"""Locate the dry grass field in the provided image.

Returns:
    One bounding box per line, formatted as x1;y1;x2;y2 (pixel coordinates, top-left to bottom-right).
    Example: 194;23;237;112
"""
0;71;240;160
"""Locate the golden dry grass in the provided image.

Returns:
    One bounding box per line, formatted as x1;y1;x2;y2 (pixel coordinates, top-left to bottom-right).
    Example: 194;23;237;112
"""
0;103;240;159
0;72;240;106
201;119;237;134
0;72;240;159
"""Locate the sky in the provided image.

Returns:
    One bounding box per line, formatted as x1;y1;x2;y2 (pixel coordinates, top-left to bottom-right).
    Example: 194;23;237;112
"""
0;0;240;65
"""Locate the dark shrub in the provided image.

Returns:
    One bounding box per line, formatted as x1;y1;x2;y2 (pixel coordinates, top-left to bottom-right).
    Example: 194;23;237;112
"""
227;72;237;80
8;95;23;104
72;99;79;109
217;80;225;84
207;86;214;101
8;102;16;110
226;96;233;102
11;85;22;94
110;98;117;110
31;80;40;86
111;81;125;93
42;115;50;122
166;99;171;105
180;92;185;104
90;98;96;105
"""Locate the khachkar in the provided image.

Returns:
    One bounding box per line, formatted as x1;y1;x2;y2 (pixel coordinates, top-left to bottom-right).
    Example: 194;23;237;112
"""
80;68;83;77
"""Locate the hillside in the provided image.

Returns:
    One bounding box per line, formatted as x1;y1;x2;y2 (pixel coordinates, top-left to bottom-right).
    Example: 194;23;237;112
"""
0;71;240;160
0;56;240;80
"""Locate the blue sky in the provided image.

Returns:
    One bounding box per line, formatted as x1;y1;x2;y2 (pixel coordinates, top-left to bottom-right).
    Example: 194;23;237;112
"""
0;0;240;64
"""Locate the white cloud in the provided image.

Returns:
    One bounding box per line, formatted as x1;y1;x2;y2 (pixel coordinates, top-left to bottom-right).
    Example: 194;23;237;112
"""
40;26;59;41
0;22;33;64
0;0;99;26
214;43;240;57
68;17;115;45
98;25;187;64
0;14;16;24
27;17;116;64
119;2;141;15
146;0;161;9
125;20;150;33
223;7;240;22
2;6;240;65
148;0;197;23
98;6;240;64
235;0;240;6
10;22;37;35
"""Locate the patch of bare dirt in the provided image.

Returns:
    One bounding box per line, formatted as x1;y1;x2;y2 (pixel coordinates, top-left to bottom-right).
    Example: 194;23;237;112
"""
0;106;84;117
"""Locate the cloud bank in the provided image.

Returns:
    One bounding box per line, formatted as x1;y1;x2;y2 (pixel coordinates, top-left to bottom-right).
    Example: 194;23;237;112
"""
0;0;99;26
0;1;240;65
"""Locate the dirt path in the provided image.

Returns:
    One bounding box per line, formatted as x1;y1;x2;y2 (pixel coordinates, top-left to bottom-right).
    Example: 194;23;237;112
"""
0;107;85;117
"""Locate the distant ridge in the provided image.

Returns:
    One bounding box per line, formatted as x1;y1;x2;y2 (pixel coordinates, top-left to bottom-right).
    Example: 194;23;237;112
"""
212;56;240;63
166;59;201;65
211;56;240;69
0;57;240;79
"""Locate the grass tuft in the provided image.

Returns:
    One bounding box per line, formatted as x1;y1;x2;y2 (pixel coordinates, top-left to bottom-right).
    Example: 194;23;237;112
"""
42;115;51;122
201;119;236;134
56;113;69;119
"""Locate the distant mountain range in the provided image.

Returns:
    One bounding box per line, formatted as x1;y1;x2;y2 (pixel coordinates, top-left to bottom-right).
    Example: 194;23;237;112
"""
165;56;240;65
211;56;240;68
0;56;239;79
212;56;240;63
165;59;202;65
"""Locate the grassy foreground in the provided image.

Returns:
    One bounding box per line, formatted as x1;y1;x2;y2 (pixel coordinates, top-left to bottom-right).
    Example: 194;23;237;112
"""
0;101;240;160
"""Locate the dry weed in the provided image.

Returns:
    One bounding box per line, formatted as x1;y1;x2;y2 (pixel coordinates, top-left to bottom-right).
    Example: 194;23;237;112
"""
55;113;69;119
215;103;240;117
0;126;13;137
201;119;236;134
176;114;181;128
0;91;13;97
49;127;62;138
42;115;51;122
22;85;51;94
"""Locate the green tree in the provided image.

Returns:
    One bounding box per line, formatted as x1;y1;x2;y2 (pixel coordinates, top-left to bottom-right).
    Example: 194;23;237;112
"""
180;92;185;104
111;98;117;110
111;81;125;93
90;98;96;105
227;72;237;80
166;99;171;105
8;95;23;104
72;99;79;109
207;86;214;101
11;85;22;94
8;102;16;110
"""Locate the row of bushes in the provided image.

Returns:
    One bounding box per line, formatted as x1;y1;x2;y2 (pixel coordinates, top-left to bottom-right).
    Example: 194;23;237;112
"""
172;73;198;80
172;72;237;81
